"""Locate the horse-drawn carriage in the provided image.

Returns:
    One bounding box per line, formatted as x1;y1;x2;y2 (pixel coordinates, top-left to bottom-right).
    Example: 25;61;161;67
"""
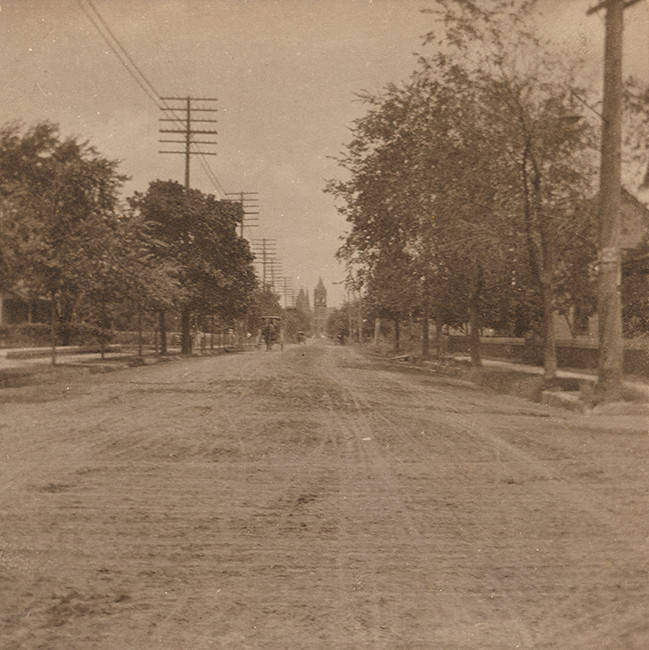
261;316;281;350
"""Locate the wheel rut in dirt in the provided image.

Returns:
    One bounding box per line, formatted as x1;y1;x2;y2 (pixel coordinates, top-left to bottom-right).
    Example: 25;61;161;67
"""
1;343;648;648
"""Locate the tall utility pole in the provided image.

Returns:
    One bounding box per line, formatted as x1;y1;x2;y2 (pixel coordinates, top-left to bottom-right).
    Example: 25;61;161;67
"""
587;0;642;401
158;96;218;190
268;259;283;293
280;276;294;308
225;191;260;237
251;238;277;290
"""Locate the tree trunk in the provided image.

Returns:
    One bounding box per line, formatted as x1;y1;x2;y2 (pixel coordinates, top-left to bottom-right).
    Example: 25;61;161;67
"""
537;197;557;384
422;312;430;359
468;302;482;366
540;269;557;384
137;304;143;357
50;291;57;366
469;267;483;367
394;317;400;353
158;310;167;355
100;298;106;361
435;314;444;359
347;304;353;342
422;290;431;360
374;317;381;345
180;308;192;355
524;135;558;384
60;299;73;346
357;294;363;344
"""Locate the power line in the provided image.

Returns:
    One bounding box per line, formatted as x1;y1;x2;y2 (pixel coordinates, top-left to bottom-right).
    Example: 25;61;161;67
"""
78;0;159;106
85;0;225;194
86;0;159;98
78;0;227;196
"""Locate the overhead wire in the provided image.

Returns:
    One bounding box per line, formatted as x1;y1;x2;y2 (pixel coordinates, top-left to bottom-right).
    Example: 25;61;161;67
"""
79;0;227;197
78;0;159;107
83;0;225;195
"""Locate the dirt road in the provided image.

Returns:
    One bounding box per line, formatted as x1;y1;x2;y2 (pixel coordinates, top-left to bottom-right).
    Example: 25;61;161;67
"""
1;342;648;648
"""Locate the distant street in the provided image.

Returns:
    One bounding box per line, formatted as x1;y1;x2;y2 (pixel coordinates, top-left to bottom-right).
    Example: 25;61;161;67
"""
1;342;648;648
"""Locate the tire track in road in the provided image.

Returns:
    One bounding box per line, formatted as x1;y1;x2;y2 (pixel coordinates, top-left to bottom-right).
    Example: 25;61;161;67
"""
335;348;649;647
391;377;649;646
4;343;648;647
321;350;502;647
340;387;537;649
365;357;648;546
136;348;348;647
120;352;280;646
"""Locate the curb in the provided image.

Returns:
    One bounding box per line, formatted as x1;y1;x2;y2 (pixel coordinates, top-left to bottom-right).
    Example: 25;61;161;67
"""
0;364;92;389
386;354;649;416
5;345;122;360
540;390;588;413
0;347;252;389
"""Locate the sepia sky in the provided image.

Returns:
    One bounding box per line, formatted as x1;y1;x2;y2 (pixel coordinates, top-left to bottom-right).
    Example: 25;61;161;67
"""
1;0;648;306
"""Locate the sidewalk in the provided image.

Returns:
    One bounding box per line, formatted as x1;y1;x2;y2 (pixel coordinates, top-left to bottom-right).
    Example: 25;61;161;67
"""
0;345;154;388
0;345;128;367
0;342;261;389
413;353;649;416
451;354;649;401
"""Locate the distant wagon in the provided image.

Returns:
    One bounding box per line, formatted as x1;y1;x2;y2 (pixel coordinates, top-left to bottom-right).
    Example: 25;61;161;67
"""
261;316;280;350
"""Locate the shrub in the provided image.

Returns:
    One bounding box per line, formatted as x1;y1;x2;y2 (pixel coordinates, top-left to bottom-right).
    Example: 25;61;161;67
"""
64;322;112;346
0;323;51;347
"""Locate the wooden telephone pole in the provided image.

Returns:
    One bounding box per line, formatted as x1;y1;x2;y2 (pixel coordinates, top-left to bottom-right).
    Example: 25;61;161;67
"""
280;276;295;308
251;239;278;290
158;96;218;190
158;96;218;354
587;0;643;401
225;191;260;237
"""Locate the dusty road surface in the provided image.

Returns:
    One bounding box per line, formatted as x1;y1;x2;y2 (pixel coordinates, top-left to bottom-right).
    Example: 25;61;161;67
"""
1;342;648;648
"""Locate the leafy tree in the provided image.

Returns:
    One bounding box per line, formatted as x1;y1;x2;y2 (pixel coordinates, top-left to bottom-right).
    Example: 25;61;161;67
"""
0;121;127;362
81;212;181;357
325;305;350;341
421;0;599;379
283;306;311;342
294;288;313;334
327;70;522;361
328;0;599;381
129;180;257;354
245;285;282;335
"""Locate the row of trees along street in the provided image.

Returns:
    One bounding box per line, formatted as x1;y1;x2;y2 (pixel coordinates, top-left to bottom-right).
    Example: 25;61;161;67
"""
326;0;649;389
0;121;260;361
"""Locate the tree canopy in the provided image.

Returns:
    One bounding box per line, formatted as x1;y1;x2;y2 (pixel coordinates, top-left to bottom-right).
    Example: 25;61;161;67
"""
327;0;607;377
0;122;259;359
129;180;258;353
